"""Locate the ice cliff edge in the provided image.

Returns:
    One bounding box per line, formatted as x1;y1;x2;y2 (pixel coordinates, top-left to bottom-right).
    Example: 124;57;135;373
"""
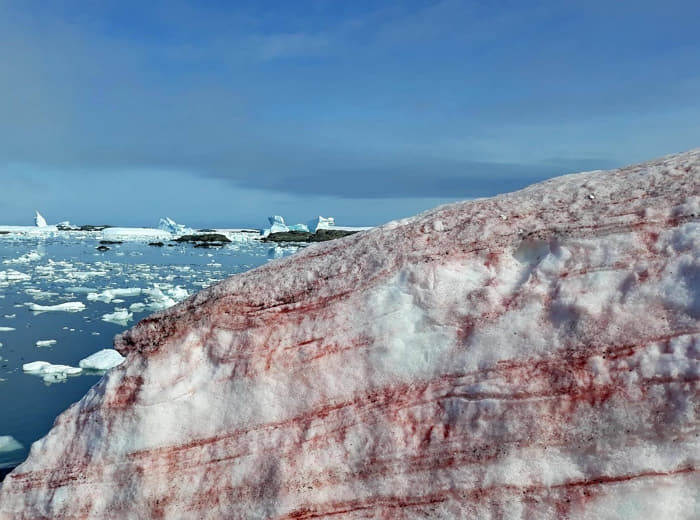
1;150;698;519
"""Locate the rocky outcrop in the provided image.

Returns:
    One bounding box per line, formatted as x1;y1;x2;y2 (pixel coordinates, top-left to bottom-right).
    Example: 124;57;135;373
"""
0;150;698;519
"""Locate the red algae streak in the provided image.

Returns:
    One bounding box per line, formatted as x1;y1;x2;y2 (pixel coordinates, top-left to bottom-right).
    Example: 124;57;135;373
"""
1;149;699;519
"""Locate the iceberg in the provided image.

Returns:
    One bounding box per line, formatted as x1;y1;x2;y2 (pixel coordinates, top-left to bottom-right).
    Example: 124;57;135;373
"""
34;211;47;227
157;217;191;235
306;215;335;232
1;149;699;518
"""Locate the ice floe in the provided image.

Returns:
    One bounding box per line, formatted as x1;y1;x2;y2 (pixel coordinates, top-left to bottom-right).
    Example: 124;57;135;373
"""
0;327;16;332
28;302;86;313
79;349;125;371
22;361;82;383
101;309;133;326
35;340;57;348
101;227;172;241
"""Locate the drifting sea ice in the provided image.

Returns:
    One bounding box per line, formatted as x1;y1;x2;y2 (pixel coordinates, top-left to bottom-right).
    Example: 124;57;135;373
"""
79;349;125;371
22;361;82;383
101;309;133;326
35;340;57;348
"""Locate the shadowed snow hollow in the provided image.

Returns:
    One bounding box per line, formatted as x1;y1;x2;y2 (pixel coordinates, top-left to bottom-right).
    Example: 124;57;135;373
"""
0;150;698;519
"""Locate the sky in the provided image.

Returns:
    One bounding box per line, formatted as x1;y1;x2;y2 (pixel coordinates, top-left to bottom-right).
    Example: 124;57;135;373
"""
1;0;699;228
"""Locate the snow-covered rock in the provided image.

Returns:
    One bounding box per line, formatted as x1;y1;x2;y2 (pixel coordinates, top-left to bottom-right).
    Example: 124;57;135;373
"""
79;349;125;371
1;150;699;518
157;217;190;235
306;215;335;232
34;211;47;227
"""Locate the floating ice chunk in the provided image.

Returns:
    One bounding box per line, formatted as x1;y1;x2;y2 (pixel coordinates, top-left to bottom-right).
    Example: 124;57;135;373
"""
35;340;57;348
2;250;43;264
0;436;22;453
142;285;189;311
28;302;86;313
34;211;47;227
0;327;15;332
22;361;82;383
129;302;146;312
101;309;133;326
0;270;31;284
87;288;142;303
79;349;125;371
157;217;190;235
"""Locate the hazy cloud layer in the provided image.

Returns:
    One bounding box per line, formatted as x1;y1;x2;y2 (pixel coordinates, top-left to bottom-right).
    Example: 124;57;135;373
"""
1;0;699;208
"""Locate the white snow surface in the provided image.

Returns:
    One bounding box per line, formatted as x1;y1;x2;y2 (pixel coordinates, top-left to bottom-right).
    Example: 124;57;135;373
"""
78;349;125;371
1;149;699;518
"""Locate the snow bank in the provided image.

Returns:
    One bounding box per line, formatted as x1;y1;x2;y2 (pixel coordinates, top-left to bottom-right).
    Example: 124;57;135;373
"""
1;149;699;518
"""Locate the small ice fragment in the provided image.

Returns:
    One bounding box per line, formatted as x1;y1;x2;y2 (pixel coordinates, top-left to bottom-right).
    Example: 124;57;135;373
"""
79;349;125;371
101;309;133;326
36;340;57;348
0;435;23;453
0;327;15;332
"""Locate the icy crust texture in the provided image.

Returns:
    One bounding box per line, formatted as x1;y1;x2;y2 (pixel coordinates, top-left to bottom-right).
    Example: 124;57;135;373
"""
1;151;699;519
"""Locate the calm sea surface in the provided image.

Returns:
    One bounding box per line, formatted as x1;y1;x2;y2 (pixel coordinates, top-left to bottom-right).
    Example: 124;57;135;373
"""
0;233;292;469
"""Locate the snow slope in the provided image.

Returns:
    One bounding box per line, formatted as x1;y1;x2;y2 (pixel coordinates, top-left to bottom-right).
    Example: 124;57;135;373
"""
0;149;698;519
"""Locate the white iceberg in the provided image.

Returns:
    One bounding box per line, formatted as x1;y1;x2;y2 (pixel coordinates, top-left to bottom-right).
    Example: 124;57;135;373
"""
28;302;86;313
306;215;335;232
0;436;23;453
2;251;43;265
79;349;125;371
35;340;57;348
22;361;82;383
157;217;191;235
34;211;47;227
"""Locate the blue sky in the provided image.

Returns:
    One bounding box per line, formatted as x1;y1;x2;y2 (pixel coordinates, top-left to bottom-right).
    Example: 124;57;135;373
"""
1;0;699;228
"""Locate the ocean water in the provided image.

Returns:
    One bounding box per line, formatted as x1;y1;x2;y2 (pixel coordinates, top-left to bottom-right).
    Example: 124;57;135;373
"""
0;233;293;470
